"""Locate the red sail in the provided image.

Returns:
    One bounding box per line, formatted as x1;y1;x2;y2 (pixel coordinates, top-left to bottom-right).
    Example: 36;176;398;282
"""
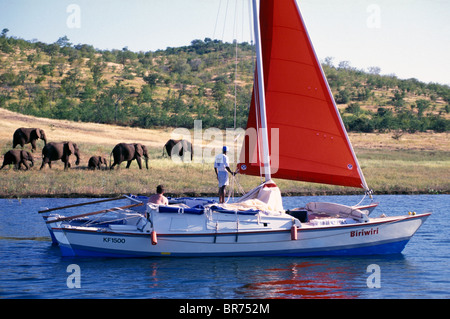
238;0;367;189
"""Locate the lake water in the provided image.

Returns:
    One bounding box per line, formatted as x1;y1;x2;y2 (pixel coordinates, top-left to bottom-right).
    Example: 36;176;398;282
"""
0;194;449;300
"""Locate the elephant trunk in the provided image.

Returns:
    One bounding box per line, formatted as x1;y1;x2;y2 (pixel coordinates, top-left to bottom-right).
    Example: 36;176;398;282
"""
75;152;80;166
145;156;149;170
40;130;47;145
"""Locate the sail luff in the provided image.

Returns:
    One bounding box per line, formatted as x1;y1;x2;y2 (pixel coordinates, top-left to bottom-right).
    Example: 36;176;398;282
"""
252;0;271;182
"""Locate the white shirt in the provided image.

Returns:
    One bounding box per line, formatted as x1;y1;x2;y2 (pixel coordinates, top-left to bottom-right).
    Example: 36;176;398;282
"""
214;153;230;172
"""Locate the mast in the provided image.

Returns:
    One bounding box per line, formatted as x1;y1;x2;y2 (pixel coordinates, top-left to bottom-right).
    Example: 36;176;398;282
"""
252;0;271;182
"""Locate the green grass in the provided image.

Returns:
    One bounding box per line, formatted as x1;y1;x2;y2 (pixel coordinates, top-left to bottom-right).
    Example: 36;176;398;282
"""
1;147;448;198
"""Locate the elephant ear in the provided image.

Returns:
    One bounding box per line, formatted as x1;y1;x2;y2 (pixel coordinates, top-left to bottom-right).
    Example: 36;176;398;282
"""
31;129;40;139
64;142;75;155
134;144;143;157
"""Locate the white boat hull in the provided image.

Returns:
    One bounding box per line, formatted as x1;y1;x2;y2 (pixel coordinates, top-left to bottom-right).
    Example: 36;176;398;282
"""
51;212;430;258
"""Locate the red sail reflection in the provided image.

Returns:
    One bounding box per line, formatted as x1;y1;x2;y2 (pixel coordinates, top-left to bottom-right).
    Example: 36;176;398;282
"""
241;262;360;299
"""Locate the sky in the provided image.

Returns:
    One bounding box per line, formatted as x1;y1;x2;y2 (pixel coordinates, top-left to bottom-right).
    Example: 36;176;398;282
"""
0;0;449;85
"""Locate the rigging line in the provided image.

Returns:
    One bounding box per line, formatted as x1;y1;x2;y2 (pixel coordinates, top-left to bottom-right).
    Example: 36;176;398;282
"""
231;0;239;202
222;0;230;42
254;76;263;183
233;0;238;130
248;0;254;47
232;0;238;39
241;0;245;45
213;0;222;40
354;193;367;208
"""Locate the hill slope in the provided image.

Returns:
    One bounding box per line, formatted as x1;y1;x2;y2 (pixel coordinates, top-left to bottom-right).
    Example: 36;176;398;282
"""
0;35;449;132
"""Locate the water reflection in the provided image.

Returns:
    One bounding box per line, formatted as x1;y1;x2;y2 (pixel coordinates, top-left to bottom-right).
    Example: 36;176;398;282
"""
236;260;361;299
136;257;365;299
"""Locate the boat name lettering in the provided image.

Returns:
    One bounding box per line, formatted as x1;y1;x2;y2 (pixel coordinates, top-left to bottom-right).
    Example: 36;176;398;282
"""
103;237;126;244
350;228;378;238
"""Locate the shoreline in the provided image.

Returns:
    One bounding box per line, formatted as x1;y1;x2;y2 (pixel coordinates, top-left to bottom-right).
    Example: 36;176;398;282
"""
1;189;447;199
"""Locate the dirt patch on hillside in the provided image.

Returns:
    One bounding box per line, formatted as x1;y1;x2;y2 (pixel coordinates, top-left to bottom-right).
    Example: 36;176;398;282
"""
0;108;173;148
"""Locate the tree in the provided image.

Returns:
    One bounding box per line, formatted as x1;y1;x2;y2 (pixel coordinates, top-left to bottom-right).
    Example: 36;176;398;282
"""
345;103;361;115
415;99;430;117
391;90;405;107
143;73;158;90
117;47;136;65
90;61;104;85
338;60;351;70
212;80;227;102
344;114;374;133
1;28;9;37
335;88;351;104
109;81;128;122
55;36;72;48
323;56;334;67
368;66;381;75
138;85;153;104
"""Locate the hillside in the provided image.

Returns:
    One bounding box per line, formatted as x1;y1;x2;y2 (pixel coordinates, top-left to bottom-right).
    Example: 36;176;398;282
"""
0;33;449;133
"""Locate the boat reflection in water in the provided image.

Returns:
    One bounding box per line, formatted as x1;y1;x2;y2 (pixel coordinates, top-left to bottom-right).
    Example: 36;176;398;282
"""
239;261;361;299
138;256;365;299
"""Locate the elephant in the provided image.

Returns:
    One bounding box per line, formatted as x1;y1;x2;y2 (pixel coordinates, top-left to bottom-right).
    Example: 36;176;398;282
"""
163;139;193;161
88;156;107;170
13;127;47;152
40;141;81;170
110;143;149;169
0;150;34;170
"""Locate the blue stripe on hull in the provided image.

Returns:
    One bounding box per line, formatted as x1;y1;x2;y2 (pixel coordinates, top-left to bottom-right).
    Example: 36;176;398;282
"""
59;244;141;258
261;240;410;257
59;239;410;258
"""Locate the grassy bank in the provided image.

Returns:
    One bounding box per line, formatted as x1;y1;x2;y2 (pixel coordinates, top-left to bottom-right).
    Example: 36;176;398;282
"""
0;108;449;198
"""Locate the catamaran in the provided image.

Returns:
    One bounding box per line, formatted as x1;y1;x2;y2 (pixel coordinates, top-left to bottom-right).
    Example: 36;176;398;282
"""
40;0;429;257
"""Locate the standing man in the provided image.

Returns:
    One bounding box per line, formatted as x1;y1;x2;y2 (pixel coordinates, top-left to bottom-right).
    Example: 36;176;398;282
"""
214;146;235;203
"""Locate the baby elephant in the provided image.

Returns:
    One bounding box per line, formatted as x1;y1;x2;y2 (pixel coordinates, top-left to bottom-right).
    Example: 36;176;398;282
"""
88;156;107;170
0;150;34;170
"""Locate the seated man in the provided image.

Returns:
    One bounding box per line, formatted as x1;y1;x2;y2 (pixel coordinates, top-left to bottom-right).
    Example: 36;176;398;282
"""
148;185;169;205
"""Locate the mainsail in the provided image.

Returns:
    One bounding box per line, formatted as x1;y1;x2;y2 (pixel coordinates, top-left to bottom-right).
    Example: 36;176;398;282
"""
238;0;369;190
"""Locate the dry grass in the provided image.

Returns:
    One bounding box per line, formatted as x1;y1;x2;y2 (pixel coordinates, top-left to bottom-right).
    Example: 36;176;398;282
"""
0;108;173;150
0;108;449;198
348;132;450;152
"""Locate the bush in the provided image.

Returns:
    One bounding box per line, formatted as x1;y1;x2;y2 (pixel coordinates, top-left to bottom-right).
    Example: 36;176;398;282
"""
344;115;374;133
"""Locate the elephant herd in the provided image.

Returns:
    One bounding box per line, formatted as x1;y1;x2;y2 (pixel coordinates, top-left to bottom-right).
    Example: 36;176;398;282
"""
1;127;192;171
